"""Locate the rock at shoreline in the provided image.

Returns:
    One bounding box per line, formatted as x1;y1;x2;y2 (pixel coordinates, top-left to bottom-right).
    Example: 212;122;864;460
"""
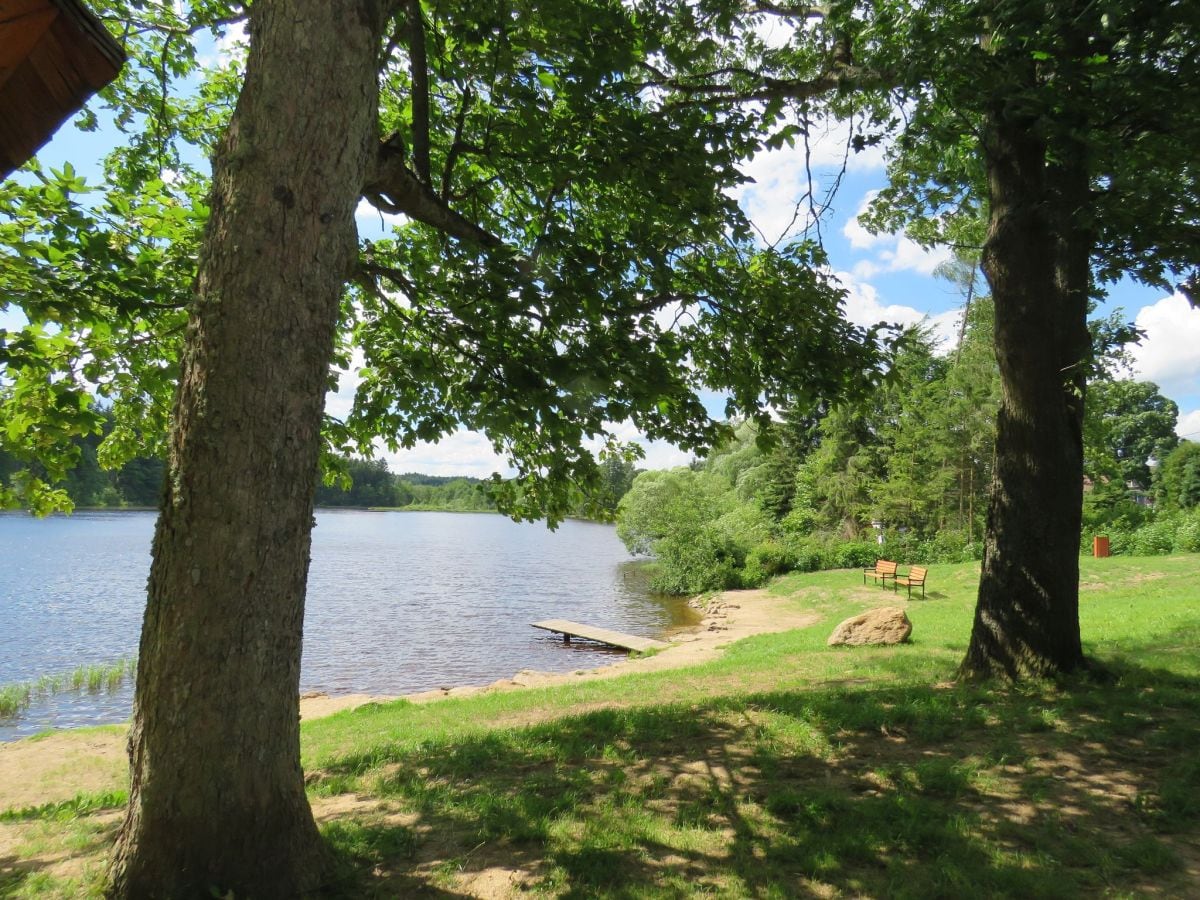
827;607;912;647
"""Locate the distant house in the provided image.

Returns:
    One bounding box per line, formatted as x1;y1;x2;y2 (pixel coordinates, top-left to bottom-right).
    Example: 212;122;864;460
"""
1083;475;1155;507
0;0;124;178
1127;480;1155;508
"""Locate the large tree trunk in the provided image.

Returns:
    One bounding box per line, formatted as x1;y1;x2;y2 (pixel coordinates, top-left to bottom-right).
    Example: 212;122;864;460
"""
106;2;382;896
959;96;1092;680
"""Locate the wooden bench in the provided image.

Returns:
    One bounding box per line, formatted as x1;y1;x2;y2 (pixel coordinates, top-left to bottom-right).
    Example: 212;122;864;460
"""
893;565;928;599
864;559;898;586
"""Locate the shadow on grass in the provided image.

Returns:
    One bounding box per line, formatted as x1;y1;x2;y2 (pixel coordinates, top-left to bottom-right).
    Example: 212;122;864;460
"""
0;855;41;897
0;812;121;897
315;658;1200;898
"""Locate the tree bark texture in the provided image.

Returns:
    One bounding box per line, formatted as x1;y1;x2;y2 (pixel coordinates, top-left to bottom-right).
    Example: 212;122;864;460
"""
107;2;383;896
960;96;1092;679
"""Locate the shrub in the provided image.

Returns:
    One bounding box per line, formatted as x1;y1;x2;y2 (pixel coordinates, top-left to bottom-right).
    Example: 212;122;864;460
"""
832;541;881;569
740;541;796;587
1128;518;1178;556
650;526;744;595
1082;510;1200;557
782;536;828;573
922;530;983;564
1171;509;1200;553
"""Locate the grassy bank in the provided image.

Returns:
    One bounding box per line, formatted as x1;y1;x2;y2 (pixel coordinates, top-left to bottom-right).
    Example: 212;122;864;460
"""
3;556;1199;897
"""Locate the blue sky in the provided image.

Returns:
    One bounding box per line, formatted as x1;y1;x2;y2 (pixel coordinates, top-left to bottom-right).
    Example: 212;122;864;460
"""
8;98;1199;478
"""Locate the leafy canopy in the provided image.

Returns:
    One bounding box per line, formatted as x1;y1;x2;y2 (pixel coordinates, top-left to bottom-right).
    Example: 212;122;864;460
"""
1;0;894;520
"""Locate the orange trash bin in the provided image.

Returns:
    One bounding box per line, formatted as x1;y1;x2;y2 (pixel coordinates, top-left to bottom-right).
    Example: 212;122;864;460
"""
1093;536;1111;558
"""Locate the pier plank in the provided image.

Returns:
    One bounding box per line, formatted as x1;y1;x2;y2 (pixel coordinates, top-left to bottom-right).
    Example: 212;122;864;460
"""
531;619;669;653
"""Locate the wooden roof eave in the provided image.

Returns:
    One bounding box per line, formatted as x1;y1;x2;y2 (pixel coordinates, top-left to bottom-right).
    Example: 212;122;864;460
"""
0;0;127;179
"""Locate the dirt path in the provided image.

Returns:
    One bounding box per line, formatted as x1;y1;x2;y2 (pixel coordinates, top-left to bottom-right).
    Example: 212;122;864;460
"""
0;587;814;815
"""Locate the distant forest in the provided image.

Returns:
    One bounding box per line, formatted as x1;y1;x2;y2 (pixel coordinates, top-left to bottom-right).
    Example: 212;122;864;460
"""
315;456;639;519
314;459;494;512
0;423;639;519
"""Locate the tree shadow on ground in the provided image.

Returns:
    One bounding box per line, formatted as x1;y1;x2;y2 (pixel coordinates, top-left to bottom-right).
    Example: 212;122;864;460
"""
0;813;121;896
315;656;1200;897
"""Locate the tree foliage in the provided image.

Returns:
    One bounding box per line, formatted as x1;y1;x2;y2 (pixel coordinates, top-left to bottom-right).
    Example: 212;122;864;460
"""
617;297;1183;594
1156;442;1200;513
1;0;896;524
1084;380;1179;490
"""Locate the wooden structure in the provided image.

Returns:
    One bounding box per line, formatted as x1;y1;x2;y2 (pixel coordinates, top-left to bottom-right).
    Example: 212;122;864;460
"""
863;559;898;586
0;0;125;178
531;619;669;654
893;565;928;599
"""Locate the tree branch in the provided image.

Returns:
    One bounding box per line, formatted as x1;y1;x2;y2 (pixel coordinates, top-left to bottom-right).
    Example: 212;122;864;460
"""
441;85;473;200
749;2;831;19
406;0;432;185
663;69;882;109
101;11;248;39
363;134;505;249
357;257;418;303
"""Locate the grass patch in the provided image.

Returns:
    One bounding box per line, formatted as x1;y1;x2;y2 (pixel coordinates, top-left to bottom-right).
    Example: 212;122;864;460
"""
0;790;128;823
0;659;137;719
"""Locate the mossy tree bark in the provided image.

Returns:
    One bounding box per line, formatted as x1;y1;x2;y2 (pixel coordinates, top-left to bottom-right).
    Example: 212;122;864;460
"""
106;2;384;895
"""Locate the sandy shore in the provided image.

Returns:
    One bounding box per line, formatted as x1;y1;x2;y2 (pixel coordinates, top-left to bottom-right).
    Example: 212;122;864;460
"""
0;587;817;812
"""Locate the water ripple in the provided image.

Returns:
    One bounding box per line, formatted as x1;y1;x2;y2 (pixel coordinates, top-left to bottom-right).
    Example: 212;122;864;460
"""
0;509;693;740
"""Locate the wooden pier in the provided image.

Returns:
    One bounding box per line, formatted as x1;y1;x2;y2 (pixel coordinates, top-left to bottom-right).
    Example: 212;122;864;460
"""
531;619;669;653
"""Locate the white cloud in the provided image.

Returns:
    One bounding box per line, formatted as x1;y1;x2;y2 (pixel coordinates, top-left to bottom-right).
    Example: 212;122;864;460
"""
843;190;884;250
844;190;951;277
799;114;888;174
837;272;927;330
637;440;694;470
591;420;696;471
886;238;952;277
380;431;511;478
0;307;28;331
1130;294;1200;400
926;308;962;352
734;116;886;246
751;13;797;50
325;350;696;477
1177;408;1200;440
197;19;248;69
734;144;818;245
355;199;409;235
836;272;960;352
323;347;366;423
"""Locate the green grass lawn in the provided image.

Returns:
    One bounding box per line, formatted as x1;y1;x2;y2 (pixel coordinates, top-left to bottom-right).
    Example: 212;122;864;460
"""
3;555;1199;897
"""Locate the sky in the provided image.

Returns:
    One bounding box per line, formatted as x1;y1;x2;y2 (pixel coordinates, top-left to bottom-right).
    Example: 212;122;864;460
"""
6;86;1199;480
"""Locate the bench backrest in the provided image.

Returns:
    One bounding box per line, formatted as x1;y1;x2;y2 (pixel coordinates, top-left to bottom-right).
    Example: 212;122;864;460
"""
877;560;898;575
906;566;928;582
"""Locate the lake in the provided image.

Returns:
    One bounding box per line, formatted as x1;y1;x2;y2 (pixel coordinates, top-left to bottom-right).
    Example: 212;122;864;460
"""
0;509;694;741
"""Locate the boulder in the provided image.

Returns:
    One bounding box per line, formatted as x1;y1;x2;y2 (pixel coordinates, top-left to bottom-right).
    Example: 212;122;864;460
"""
827;607;912;647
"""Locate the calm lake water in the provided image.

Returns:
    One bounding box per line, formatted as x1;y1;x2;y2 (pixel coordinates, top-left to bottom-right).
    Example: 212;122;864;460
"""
0;509;695;741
